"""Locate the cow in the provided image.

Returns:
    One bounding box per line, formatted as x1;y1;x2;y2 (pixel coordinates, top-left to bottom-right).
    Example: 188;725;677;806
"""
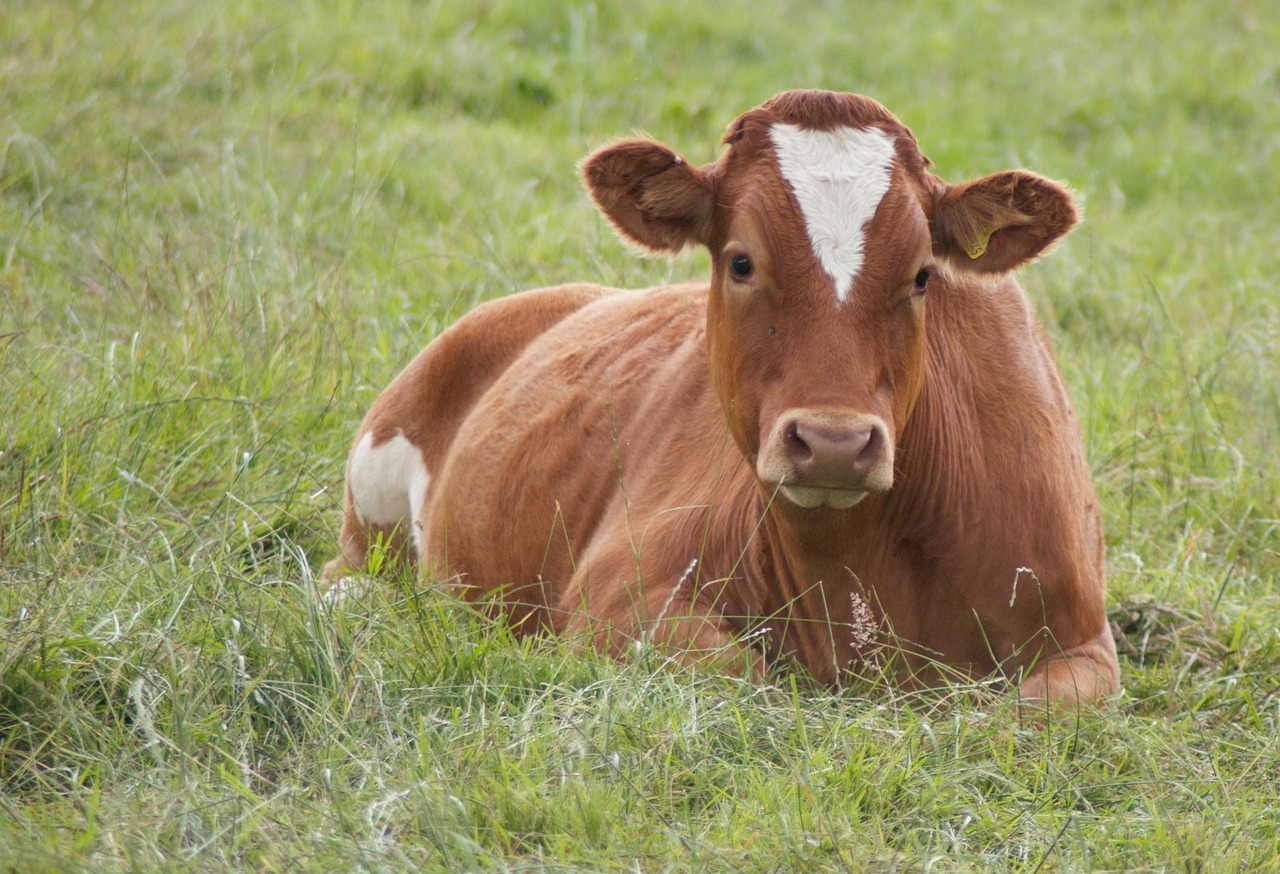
323;90;1120;704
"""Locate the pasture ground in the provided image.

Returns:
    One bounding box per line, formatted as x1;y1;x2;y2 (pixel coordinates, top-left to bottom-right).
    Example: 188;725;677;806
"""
2;1;1279;870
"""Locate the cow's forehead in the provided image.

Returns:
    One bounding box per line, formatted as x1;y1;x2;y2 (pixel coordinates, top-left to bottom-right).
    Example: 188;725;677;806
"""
767;122;898;303
717;92;926;304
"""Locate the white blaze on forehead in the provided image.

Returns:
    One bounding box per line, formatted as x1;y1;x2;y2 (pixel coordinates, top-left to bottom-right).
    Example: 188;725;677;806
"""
768;122;898;302
348;429;431;556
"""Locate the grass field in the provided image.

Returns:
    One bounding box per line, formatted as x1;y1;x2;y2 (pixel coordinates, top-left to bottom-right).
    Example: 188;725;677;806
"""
3;0;1280;870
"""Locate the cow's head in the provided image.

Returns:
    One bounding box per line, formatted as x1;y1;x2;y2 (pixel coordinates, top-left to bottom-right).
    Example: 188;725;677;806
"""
583;90;1077;510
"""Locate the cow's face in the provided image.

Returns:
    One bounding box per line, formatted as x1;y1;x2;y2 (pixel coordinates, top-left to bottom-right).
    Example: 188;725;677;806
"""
584;90;1077;510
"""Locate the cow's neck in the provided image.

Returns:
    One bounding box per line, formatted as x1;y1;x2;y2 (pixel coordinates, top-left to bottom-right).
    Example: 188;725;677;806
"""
738;488;887;684
889;282;1018;553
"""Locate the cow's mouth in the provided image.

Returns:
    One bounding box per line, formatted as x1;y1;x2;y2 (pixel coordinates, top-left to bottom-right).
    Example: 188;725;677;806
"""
775;483;868;510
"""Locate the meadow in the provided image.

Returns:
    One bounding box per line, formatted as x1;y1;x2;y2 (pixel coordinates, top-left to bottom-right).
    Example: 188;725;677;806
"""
2;0;1279;870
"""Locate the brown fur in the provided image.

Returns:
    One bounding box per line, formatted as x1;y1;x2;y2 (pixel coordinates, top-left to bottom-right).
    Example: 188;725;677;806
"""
326;91;1120;705
322;283;607;580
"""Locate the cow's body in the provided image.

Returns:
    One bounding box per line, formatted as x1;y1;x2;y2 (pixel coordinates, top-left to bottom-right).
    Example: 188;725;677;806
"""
325;91;1120;703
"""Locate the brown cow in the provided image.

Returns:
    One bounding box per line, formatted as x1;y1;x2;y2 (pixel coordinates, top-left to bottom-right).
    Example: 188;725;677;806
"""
324;90;1120;704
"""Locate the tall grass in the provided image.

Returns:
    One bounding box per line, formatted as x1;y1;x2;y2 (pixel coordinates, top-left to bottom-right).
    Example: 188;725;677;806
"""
2;0;1279;870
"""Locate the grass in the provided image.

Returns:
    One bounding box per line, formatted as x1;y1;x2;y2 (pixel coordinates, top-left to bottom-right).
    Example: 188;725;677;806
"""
2;0;1279;870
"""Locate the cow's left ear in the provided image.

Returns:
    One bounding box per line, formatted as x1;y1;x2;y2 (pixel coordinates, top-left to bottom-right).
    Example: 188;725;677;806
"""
581;139;715;253
931;171;1078;274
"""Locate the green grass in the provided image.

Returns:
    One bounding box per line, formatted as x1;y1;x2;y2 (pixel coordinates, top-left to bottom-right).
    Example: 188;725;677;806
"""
3;0;1279;870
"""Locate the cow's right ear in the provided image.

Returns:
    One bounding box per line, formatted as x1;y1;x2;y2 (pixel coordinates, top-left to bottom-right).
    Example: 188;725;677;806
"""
581;140;715;253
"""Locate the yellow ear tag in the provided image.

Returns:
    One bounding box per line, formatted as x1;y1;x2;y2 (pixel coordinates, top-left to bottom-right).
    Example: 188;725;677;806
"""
965;227;995;260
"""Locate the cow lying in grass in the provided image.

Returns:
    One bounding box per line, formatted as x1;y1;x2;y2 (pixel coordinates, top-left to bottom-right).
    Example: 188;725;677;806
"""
324;89;1120;704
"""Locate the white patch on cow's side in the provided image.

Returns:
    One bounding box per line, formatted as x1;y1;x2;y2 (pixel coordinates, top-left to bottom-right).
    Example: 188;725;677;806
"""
348;430;431;556
768;123;897;302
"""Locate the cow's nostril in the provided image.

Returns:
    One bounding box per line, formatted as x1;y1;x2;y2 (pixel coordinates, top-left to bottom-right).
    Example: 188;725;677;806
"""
854;425;884;475
785;422;813;463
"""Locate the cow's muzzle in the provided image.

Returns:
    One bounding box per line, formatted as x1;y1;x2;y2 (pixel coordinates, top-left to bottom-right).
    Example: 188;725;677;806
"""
757;410;894;509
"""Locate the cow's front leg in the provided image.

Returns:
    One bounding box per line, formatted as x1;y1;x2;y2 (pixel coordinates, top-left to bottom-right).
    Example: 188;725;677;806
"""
1017;627;1121;705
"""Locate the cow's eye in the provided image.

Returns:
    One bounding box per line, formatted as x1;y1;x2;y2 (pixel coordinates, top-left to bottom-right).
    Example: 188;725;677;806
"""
913;269;930;293
730;254;753;278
